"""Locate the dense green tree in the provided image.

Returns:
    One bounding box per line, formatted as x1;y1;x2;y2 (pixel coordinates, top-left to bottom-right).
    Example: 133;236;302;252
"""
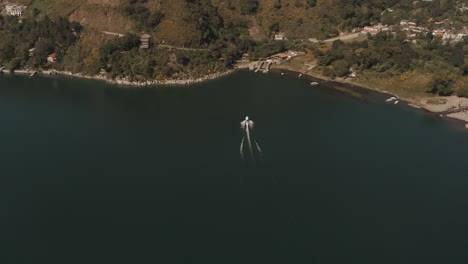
0;44;15;63
240;0;259;14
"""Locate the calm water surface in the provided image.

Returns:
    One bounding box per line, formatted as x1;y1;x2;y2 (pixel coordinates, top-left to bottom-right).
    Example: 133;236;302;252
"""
1;72;468;264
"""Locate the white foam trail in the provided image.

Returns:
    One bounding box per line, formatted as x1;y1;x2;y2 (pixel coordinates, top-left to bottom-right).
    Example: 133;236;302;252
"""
246;125;255;161
254;140;263;162
254;140;263;154
240;137;245;160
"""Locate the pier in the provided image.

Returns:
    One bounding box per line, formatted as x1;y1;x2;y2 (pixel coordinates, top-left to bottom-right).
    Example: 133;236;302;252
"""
249;50;304;73
252;60;272;73
253;61;263;73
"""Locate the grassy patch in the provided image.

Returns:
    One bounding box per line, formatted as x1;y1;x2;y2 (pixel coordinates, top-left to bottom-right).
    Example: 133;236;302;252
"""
354;71;434;100
426;98;448;105
28;0;86;17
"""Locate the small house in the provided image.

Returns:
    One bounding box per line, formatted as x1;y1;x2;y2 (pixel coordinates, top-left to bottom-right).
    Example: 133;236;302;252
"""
433;29;445;37
271;53;289;61
47;53;57;63
5;5;26;16
140;34;150;49
361;26;380;35
274;32;285;41
28;48;35;57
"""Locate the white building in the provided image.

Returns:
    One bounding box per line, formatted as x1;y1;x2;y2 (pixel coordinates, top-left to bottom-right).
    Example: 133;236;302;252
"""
361;26;380;35
5;5;26;16
274;32;285;41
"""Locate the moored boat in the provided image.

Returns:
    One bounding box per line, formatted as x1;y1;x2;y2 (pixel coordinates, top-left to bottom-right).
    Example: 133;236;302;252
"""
29;71;37;78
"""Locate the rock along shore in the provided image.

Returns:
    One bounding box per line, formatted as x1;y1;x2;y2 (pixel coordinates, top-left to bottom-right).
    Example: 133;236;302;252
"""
5;62;468;129
6;68;235;87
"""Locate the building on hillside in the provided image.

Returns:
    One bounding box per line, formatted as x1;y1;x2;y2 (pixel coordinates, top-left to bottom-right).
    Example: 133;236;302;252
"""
274;32;285;40
409;26;428;33
269;50;303;63
270;53;290;61
5;5;26;16
47;53;57;63
140;34;150;49
28;48;35;57
432;29;446;37
442;32;467;42
459;3;468;12
361;26;380;35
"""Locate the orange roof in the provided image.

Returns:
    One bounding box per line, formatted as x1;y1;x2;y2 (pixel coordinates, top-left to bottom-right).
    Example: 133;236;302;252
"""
48;53;57;58
273;53;289;58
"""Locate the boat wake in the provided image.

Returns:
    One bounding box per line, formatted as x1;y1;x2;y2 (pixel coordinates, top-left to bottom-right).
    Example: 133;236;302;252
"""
240;116;263;165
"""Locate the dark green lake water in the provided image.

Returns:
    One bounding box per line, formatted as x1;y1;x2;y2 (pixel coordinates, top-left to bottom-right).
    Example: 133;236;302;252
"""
1;71;468;264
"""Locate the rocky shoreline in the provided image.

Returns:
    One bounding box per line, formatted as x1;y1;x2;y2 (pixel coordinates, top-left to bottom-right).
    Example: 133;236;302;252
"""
4;68;235;87
4;63;468;129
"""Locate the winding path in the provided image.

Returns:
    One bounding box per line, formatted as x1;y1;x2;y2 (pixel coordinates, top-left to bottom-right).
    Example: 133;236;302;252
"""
323;33;364;42
100;31;125;37
157;44;209;51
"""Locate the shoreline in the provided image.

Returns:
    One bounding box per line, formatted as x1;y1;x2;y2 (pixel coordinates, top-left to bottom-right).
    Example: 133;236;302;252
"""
268;63;468;129
3;68;235;87
4;62;468;129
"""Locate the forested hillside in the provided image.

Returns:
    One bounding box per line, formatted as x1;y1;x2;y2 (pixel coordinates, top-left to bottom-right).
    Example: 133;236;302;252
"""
0;0;466;93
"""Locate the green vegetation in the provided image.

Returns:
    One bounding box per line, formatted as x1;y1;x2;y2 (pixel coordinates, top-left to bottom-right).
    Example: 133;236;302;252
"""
312;31;467;97
0;0;466;94
122;1;164;31
0;14;81;71
26;0;86;18
240;0;259;15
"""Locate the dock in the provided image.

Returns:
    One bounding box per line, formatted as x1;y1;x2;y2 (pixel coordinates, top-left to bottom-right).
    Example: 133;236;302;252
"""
29;71;37;78
253;61;264;73
252;60;272;73
249;50;304;73
260;61;272;73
